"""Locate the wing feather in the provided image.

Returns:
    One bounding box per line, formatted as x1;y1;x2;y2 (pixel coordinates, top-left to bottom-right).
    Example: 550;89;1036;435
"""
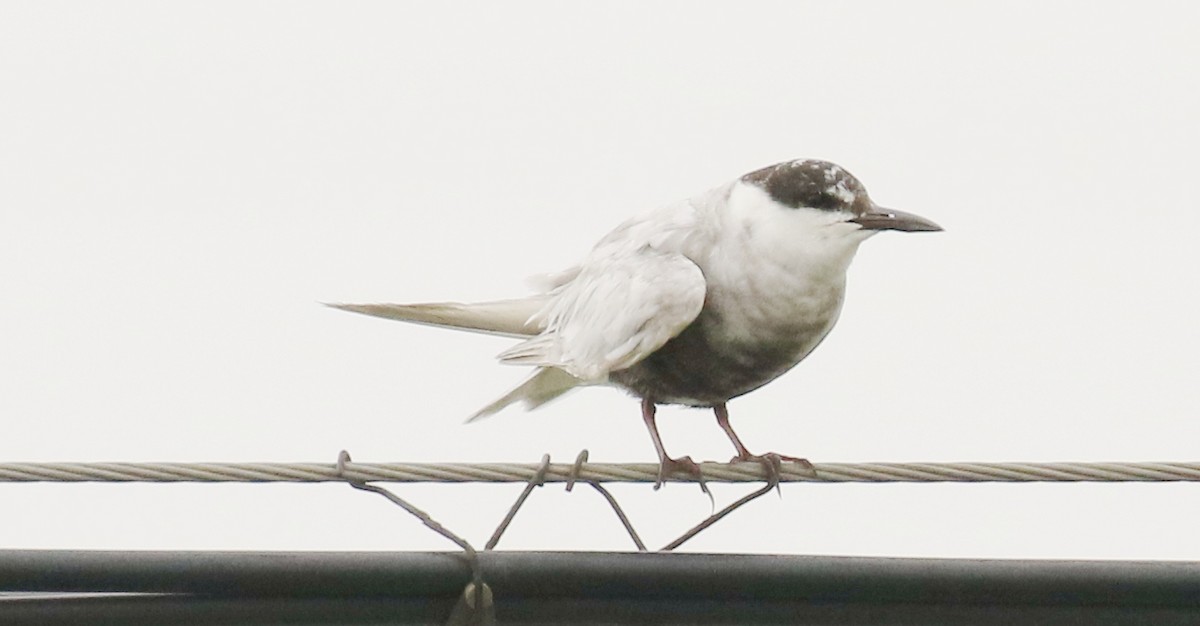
497;249;706;381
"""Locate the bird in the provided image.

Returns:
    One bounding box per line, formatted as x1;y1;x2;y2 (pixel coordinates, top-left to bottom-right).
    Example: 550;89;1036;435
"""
330;159;941;484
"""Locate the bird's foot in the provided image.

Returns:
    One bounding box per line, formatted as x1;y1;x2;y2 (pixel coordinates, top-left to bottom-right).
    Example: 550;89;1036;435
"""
655;455;710;497
730;452;817;494
731;452;815;471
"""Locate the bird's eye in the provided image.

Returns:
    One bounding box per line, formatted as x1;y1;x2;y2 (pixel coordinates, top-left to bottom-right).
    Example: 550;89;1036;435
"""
810;192;841;210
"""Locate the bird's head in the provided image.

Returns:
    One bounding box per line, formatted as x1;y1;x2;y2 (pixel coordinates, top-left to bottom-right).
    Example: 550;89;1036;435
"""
723;159;941;276
739;159;942;238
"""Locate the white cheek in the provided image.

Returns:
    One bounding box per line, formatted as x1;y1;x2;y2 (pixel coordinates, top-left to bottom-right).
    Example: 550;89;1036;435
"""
829;220;876;242
725;182;869;272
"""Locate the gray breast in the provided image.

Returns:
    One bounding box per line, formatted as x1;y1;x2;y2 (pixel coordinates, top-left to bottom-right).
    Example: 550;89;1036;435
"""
608;303;837;407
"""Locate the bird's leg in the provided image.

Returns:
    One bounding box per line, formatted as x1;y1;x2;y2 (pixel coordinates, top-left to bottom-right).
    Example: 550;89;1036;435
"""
713;403;815;475
713;402;754;460
641;398;704;490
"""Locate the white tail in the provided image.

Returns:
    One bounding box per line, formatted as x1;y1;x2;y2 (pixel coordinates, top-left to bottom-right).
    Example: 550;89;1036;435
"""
466;367;581;422
326;298;546;339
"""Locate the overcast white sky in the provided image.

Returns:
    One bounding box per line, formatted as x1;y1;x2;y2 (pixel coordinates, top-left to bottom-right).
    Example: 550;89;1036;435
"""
2;1;1198;559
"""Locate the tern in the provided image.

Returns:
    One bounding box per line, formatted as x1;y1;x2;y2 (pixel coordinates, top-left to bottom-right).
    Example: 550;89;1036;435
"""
331;159;941;483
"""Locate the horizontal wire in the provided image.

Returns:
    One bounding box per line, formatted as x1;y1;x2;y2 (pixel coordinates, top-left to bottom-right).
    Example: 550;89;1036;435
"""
1;460;1199;484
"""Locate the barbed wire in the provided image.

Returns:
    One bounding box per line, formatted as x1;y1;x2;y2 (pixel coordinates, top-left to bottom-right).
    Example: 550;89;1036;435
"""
1;459;1198;483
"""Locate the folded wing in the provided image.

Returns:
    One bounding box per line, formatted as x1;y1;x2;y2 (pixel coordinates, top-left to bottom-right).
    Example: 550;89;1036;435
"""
497;249;707;382
328;249;706;422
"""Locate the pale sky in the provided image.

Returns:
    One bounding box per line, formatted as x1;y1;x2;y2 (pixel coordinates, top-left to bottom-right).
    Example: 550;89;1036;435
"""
2;1;1198;559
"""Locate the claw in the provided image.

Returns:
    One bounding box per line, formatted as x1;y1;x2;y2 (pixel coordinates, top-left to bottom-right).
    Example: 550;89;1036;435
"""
731;451;817;494
656;455;700;487
655;455;712;503
763;453;784;497
715;402;817;487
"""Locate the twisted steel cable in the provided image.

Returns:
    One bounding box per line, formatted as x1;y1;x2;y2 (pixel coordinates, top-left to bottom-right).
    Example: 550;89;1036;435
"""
1;460;1198;484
